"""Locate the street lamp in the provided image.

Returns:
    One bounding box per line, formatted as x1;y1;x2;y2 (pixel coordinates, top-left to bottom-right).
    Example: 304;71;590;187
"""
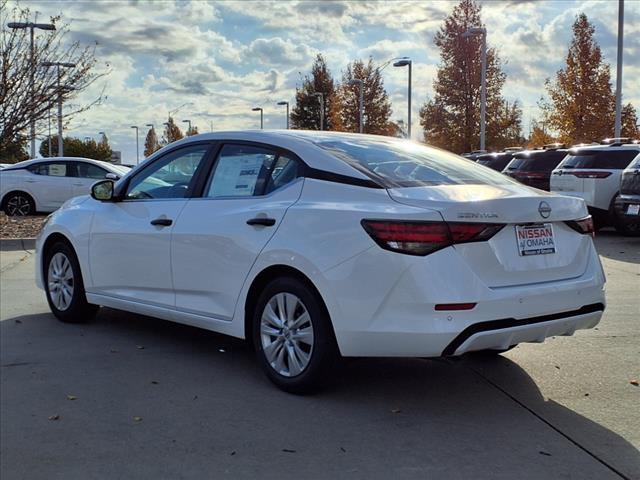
348;80;364;134
277;101;289;129
252;107;263;129
8;21;56;158
462;26;487;151
42;61;76;156
614;0;624;138
312;93;324;131
182;119;192;135
130;126;139;164
393;59;412;139
146;123;154;130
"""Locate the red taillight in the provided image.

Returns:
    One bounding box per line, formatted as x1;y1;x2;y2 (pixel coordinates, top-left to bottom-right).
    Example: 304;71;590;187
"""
568;171;612;179
513;171;548;179
565;215;594;237
361;220;505;256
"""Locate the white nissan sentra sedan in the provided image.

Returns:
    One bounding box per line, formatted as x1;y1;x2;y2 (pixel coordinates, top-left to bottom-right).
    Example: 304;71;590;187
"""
35;131;606;392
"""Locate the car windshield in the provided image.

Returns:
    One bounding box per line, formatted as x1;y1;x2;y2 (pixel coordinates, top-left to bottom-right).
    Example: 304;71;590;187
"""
316;139;515;187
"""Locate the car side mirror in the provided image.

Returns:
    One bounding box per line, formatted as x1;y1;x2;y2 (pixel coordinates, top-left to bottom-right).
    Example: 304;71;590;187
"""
105;172;120;181
91;180;115;201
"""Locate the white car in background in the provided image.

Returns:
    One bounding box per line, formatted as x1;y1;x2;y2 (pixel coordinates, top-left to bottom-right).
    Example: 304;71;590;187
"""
550;142;640;229
35;131;605;393
0;157;130;216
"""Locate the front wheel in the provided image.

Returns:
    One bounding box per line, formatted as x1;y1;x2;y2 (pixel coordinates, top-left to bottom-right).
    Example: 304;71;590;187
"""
253;277;338;394
3;191;35;216
44;241;98;323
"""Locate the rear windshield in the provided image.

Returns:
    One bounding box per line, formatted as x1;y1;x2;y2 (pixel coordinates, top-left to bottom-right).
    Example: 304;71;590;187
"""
476;153;513;171
561;149;638;169
507;151;567;172
316;139;515;187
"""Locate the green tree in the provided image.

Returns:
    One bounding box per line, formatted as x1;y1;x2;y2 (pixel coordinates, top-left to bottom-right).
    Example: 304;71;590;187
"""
143;127;161;157
541;14;615;144
0;135;29;163
39;136;112;161
162;117;183;145
290;54;338;131
418;0;522;153
334;58;394;135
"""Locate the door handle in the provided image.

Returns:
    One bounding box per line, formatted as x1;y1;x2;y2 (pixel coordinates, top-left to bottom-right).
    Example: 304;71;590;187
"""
150;218;173;227
246;217;276;227
24;179;37;183
72;183;84;186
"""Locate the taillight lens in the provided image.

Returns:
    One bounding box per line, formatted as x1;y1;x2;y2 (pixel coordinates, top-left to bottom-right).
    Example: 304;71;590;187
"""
568;171;612;179
565;216;594;236
361;220;505;256
513;171;548;178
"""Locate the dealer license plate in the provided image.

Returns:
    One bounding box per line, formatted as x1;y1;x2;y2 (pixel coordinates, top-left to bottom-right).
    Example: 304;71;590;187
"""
515;223;556;256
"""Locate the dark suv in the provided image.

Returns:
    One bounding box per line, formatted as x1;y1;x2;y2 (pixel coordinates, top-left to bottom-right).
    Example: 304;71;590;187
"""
475;152;514;172
502;148;567;191
614;153;640;234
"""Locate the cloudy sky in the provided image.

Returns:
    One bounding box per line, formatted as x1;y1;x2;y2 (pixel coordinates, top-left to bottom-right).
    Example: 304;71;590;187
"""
12;0;640;162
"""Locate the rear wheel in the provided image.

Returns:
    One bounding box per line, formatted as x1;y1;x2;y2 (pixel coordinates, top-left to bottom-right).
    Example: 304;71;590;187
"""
253;277;338;394
3;191;35;216
44;241;98;323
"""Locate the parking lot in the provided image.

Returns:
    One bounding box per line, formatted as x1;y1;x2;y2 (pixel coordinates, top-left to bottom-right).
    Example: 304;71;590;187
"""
1;232;638;480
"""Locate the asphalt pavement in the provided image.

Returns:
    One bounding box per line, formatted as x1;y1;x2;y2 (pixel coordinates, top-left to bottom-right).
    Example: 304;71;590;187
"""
1;232;638;480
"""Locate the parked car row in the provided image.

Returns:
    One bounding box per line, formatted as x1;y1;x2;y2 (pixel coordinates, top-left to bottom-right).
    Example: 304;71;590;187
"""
0;158;130;216
472;140;640;234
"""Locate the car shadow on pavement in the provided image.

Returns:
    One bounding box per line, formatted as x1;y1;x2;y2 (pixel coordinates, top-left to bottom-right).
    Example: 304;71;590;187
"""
594;230;640;265
2;309;639;480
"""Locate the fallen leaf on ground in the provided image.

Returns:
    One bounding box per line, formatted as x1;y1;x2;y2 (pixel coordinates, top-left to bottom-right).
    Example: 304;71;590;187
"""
133;416;143;422
340;447;346;453
584;393;589;397
230;451;236;456
631;380;639;386
539;451;552;457
66;395;77;401
151;380;159;385
282;449;296;453
48;414;60;421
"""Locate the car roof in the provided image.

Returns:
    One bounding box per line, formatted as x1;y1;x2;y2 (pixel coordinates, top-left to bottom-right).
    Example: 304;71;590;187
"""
144;130;417;179
568;144;640;153
1;157;123;172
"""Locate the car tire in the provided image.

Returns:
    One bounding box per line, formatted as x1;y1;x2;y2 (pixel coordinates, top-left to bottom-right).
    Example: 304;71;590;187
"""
253;276;338;394
3;191;35;216
44;241;98;323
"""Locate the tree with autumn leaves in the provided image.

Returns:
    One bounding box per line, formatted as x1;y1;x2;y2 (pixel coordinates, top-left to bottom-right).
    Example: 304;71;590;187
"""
419;0;522;153
541;13;638;144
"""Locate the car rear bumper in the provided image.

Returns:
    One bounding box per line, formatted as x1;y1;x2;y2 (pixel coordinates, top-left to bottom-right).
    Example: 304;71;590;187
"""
614;194;640;224
325;239;606;357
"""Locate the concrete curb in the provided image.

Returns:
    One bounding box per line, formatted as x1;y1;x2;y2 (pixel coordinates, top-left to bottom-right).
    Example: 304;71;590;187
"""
0;238;36;251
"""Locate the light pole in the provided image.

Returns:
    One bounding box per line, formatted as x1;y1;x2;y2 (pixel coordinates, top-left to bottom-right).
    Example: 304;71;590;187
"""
348;80;364;134
252;107;263;129
393;59;412;139
8;21;56;158
98;131;106;144
182;119;192;135
42;61;76;156
312;93;324;131
277;101;289;129
130;126;139;164
462;27;487;151
614;0;624;138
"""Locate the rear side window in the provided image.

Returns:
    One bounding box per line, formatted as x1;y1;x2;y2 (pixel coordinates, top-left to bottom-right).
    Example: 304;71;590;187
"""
317;139;513;187
74;162;109;179
28;162;68;176
562;150;638;169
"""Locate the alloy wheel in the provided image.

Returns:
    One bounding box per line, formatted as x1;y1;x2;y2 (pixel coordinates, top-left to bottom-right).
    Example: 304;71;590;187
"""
260;292;314;377
47;252;74;311
6;194;32;216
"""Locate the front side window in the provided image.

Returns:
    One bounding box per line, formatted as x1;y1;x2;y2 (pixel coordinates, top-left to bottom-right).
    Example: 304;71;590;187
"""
29;162;68;177
74;162;109;179
125;145;209;200
317;139;515;187
205;144;280;198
